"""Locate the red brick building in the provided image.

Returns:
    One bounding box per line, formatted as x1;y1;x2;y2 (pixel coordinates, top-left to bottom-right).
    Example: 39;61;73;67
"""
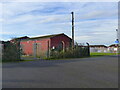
16;33;72;58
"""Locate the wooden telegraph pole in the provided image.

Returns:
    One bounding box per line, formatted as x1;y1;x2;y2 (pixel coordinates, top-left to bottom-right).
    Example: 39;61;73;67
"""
71;12;74;49
116;29;119;54
116;29;118;40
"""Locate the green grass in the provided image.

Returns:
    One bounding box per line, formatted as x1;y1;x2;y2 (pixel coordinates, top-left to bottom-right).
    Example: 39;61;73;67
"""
2;59;34;63
90;52;117;57
44;56;90;60
22;55;34;58
2;52;119;62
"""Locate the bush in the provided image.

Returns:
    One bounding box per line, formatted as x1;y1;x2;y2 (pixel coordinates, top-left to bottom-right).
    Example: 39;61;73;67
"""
50;46;90;59
2;41;21;62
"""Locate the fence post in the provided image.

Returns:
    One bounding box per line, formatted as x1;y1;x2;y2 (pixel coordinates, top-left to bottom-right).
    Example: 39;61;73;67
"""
86;42;90;56
47;41;49;58
47;40;51;58
33;43;37;59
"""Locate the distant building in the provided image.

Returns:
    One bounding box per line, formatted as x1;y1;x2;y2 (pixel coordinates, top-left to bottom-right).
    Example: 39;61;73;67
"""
90;45;108;53
108;44;118;53
90;44;119;53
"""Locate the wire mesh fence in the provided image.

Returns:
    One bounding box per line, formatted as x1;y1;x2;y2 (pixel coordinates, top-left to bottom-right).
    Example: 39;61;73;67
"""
50;43;90;59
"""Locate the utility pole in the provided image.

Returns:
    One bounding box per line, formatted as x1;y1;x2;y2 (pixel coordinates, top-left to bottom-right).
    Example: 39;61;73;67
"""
115;29;119;55
116;29;118;41
71;12;74;49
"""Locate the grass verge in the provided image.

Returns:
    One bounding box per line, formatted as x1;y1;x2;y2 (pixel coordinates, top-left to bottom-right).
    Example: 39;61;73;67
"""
90;52;118;57
2;59;34;63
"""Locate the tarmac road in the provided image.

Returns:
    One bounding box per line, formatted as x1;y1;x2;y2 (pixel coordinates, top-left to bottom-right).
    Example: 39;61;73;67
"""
2;56;118;88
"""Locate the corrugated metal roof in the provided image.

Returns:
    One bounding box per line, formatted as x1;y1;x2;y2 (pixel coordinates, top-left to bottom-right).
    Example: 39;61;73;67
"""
29;33;65;40
13;33;72;41
11;36;29;40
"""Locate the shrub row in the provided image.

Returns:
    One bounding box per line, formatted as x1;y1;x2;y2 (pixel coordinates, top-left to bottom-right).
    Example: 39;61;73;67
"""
2;41;21;62
50;46;90;59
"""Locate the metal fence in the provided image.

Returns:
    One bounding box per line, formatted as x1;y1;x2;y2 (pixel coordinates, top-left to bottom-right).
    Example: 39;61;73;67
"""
50;43;90;59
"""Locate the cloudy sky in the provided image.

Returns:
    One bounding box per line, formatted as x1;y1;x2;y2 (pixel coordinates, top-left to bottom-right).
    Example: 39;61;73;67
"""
0;1;118;45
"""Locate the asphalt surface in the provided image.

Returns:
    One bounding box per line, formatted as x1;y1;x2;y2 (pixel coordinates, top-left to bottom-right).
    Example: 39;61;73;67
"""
2;56;118;88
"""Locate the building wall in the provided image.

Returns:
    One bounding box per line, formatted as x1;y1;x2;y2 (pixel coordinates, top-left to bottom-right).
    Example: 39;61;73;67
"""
20;38;50;57
50;34;71;50
20;40;33;55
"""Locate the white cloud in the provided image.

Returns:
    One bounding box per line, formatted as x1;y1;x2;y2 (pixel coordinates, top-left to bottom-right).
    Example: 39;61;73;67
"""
37;15;70;24
2;2;72;25
75;35;92;41
2;0;119;2
0;19;4;22
2;2;44;18
80;10;117;20
74;18;117;45
0;31;14;35
4;14;36;24
4;13;71;25
1;2;118;45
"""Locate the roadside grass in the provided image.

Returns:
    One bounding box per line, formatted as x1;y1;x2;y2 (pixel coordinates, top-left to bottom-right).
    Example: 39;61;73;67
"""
90;52;118;57
2;52;119;63
2;59;34;63
44;56;91;60
22;55;34;58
